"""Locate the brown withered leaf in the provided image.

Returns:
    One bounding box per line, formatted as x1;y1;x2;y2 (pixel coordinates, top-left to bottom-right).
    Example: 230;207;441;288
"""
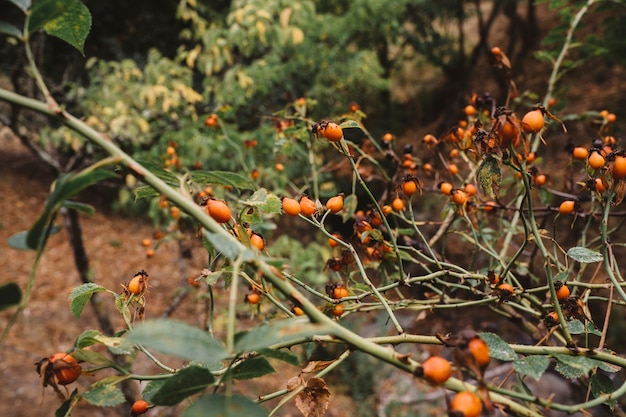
295;377;331;417
301;360;335;374
286;375;303;391
613;178;626;206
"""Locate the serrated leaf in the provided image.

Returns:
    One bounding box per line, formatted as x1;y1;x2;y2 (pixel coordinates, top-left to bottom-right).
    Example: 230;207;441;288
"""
513;355;550;380
258;348;301;366
82;379;127;406
567;319;585;334
182;394;268;417
0;21;22;37
28;0;74;33
223;357;275;381
567;247;603;263
479;332;518;361
295;377;331;417
43;0;91;54
189;170;256;190
0;282;21;310
69;283;106;318
341;194;358;223
62;200;95;216
134;185;160;201
137;160;180;186
590;373;617;408
478;154;501;198
124;318;228;364
234;318;333;354
9;0;31;12
552;353;597;379
241;188;281;213
151;366;215;406
142;379;167;403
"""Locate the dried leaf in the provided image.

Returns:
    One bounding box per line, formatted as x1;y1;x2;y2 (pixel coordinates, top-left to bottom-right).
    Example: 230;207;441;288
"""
301;360;335;374
286;375;303;391
295;377;331;417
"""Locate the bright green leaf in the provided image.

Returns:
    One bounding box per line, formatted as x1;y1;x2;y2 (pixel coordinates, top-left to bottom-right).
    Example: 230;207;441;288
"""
479;332;518;361
189;170;256;190
125;318;228;364
513;355;550;380
0;21;22;37
478;154;501;198
28;0;75;34
567;247;603;263
82;377;127;406
182;394;268;417
43;0;91;54
0;282;21;311
223;357;275;381
69;283;106;318
234;318;333;354
151;366;215;406
75;329;131;354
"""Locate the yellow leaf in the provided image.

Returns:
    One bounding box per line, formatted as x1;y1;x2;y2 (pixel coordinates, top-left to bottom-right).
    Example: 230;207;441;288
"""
186;44;202;68
280;7;292;27
256;21;266;44
291;27;304;45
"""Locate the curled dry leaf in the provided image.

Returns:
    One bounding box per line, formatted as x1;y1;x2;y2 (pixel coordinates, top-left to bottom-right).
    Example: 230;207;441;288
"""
286;375;303;391
301;360;335;374
295;377;331;417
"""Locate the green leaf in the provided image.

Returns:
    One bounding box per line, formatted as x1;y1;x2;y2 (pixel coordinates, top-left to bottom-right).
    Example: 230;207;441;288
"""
151;366;215;406
136;160;180;187
567;247;603;263
479;332;518;361
567;319;585;334
590;372;617;408
234;318;333;354
513;355;550;380
223;357;275;381
204;230;254;261
55;388;78;417
8;225;60;251
142;379;167;403
189;170;256;190
27;169;116;249
62;200;95;216
134;185;160;201
258;348;301;366
70;349;113;366
68;283;106;318
341;194;358;223
43;0;91;54
82;377;128;406
477;154;501;198
552;353;597;379
124;318;228;364
587;322;602;337
74;329;131;354
0;282;21;310
28;0;75;34
9;0;31;12
0;21;22;37
182;394;269;417
339;120;365;143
